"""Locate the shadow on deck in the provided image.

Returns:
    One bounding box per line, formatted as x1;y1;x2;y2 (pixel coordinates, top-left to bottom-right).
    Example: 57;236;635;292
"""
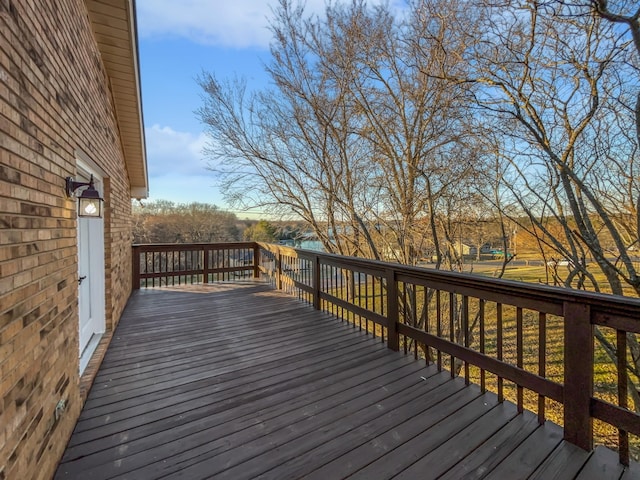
56;282;639;479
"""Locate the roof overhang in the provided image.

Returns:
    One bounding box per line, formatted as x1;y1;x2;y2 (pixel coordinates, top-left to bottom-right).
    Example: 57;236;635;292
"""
85;0;149;199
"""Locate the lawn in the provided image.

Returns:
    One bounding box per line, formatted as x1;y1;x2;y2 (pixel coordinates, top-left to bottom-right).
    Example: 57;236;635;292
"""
478;263;639;297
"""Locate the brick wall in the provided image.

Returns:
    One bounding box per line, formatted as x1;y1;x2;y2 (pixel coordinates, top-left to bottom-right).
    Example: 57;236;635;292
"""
0;1;135;478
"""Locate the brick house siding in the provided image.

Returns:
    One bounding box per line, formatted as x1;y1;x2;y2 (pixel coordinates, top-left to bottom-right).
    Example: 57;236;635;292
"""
0;1;146;479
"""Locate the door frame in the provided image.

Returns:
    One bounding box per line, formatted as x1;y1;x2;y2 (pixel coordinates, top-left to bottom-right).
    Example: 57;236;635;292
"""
75;156;106;374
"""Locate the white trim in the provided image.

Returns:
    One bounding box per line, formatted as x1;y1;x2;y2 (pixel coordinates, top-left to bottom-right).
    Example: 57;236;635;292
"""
75;157;106;374
75;149;107;179
79;333;103;375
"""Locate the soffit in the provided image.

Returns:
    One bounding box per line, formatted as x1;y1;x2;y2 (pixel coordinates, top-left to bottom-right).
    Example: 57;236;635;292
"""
85;0;148;198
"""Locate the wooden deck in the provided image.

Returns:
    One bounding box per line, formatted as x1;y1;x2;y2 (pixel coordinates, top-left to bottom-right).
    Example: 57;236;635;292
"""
56;282;638;479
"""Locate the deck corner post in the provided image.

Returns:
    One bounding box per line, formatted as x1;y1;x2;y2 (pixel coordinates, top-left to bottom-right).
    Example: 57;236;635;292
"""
312;254;321;310
253;243;261;279
132;245;140;290
563;301;593;451
386;268;399;351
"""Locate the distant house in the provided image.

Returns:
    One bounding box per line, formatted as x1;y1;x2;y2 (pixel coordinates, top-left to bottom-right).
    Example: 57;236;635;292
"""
453;242;474;256
0;1;147;478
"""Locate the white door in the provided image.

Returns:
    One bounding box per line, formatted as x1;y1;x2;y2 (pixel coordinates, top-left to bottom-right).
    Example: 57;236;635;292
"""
77;171;105;373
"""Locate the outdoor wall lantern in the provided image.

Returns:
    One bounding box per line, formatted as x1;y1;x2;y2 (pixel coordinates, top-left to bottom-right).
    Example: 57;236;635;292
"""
65;175;104;218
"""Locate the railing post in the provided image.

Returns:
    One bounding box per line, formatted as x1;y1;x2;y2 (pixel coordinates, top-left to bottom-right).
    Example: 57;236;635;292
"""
313;254;321;310
563;301;593;451
203;248;209;284
253;243;260;279
386;268;399;351
132;245;140;290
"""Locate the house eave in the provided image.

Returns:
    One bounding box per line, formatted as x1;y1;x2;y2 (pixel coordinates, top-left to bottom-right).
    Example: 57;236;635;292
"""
85;0;149;199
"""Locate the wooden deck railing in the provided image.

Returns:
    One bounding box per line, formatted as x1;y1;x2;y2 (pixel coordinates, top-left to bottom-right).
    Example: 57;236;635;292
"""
132;242;260;288
132;241;640;464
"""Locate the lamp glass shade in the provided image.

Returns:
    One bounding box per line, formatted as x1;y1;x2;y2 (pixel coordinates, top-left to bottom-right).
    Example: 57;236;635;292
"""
78;197;102;217
66;175;104;218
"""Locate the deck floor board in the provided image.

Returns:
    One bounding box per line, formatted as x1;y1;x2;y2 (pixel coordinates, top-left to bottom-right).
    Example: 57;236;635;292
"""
56;282;637;479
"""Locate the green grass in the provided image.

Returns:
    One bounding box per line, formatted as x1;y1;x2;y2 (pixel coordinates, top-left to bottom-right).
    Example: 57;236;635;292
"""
479;264;639;297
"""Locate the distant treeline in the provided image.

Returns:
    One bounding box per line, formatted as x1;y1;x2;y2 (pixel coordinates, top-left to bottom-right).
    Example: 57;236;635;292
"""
132;200;306;244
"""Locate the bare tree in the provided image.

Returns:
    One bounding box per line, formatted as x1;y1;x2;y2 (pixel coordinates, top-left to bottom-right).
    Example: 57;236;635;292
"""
198;0;480;267
427;0;640;408
345;0;480;265
436;1;640;294
198;2;384;258
586;0;640;261
132;201;240;244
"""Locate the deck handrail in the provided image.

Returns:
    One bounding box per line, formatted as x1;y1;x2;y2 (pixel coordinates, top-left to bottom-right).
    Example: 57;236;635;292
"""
132;241;640;464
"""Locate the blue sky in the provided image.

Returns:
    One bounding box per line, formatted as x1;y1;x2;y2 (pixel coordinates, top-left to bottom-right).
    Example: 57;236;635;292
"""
135;0;396;214
136;0;280;211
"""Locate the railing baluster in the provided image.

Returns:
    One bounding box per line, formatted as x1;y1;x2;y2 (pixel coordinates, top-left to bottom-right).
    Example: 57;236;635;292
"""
436;290;442;372
225;247;229;281
386;269;399;351
449;292;455;378
253;243;260;279
412;285;418;360
403;284;408;355
463;295;469;385
203;248;209;284
212;248;216;282
345;268;349;324
341;267;346;322
480;299;485;393
380;276;385;343
372;274;377;339
425;286;430;365
331;265;338;317
163;250;166;286
319;262;323;309
312;255;320;310
357;271;362;331
538;312;546;424
165;250;168;285
276;250;282;290
497;302;503;403
170;250;174;286
365;274;370;335
617;329;629;465
517;307;523;413
176;250;180;285
192;250;197;283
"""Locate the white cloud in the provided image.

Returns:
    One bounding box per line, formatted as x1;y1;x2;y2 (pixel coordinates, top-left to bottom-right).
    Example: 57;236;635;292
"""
136;0;401;49
137;0;279;48
144;124;227;204
146;173;225;205
146;124;209;177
